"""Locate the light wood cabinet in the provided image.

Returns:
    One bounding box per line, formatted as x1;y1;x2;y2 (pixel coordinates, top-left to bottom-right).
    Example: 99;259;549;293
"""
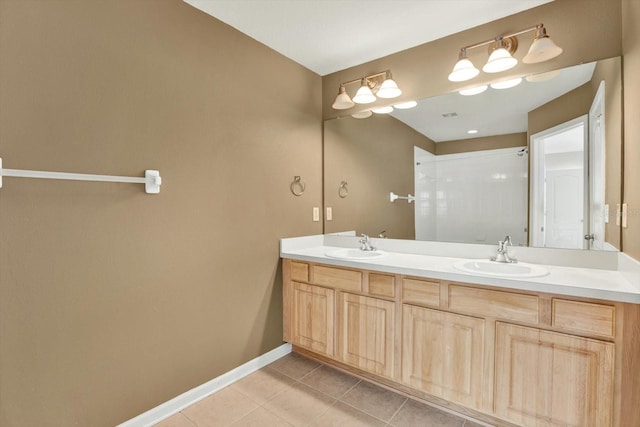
495;322;615;427
282;259;638;427
291;282;335;356
337;292;395;379
402;305;484;409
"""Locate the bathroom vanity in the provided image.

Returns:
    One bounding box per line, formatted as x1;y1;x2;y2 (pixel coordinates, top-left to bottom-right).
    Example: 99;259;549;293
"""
280;235;640;427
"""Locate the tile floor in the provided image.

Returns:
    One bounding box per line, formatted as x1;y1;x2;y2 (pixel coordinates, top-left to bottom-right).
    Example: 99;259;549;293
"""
154;352;488;427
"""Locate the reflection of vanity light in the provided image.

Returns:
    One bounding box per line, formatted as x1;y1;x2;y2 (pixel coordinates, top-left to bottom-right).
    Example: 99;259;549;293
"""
459;85;488;96
351;110;372;119
467;129;479;134
526;69;561;82
372;106;394;114
393;100;418;109
490;77;523;89
491;173;508;180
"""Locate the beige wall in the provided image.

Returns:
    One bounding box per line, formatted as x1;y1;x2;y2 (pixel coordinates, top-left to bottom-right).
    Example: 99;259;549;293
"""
591;57;623;249
435;133;527;155
322;0;622;120
527;83;592;136
0;1;322;426
623;0;640;259
324;115;433;239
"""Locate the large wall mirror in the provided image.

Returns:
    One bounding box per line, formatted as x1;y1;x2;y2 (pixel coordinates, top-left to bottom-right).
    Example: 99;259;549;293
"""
324;57;622;251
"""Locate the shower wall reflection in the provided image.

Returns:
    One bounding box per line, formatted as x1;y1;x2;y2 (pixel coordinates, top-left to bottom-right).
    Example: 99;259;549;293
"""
415;146;528;246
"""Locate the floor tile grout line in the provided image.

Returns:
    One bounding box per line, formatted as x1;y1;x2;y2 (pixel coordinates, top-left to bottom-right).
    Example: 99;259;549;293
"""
296;362;323;382
334;378;362;401
180;410;198;427
300;395;338;427
253;405;297;427
385;397;408;427
336;397;401;425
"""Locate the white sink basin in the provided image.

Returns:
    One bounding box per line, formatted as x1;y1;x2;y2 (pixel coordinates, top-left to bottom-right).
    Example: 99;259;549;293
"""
453;259;549;278
325;248;385;260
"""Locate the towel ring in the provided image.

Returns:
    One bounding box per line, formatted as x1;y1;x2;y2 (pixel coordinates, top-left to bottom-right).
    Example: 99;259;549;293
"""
290;176;305;196
338;181;348;198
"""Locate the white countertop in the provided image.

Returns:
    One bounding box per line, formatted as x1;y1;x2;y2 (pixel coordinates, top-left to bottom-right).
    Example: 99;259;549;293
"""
280;236;640;304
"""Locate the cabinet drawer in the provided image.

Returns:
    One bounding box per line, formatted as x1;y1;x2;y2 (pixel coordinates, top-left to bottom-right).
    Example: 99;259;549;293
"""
402;278;440;307
312;265;362;293
449;285;539;324
290;261;309;282
368;273;395;298
552;299;615;338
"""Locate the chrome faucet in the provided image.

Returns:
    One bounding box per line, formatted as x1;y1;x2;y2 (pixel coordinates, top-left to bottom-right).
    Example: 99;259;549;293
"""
359;234;376;251
491;235;517;263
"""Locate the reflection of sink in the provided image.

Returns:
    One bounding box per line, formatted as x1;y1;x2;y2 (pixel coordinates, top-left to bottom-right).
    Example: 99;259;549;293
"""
325;249;385;260
453;259;549;278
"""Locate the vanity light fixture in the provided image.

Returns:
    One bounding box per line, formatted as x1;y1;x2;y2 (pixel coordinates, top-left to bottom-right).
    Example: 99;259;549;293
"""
490;77;522;89
332;70;402;109
459;85;488;96
447;23;562;82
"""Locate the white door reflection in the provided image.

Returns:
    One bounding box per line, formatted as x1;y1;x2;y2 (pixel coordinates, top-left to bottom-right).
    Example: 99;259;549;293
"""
530;116;588;249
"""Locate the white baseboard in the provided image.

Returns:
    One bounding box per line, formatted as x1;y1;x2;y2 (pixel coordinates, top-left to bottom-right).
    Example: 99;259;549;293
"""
117;343;292;427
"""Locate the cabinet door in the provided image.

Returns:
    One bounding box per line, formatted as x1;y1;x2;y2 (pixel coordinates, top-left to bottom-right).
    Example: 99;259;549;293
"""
337;292;395;378
402;305;484;409
495;322;614;427
291;282;334;356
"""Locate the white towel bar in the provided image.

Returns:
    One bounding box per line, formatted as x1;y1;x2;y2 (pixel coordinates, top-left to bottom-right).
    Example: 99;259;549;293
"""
0;157;161;194
390;191;414;203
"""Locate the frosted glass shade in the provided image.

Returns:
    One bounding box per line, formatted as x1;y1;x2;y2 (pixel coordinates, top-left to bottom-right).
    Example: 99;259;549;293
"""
351;110;372;119
377;78;402;98
353;83;376;104
459;85;488;96
372;106;394;114
482;48;518;73
448;58;480;82
332;86;354;109
393;100;417;109
523;36;563;64
490;77;522;89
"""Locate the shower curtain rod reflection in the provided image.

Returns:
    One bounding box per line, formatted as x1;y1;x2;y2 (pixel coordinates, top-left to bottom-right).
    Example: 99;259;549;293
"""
422;146;529;164
0;157;162;194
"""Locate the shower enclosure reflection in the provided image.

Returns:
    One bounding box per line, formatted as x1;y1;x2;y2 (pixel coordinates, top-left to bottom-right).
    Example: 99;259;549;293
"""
414;146;528;246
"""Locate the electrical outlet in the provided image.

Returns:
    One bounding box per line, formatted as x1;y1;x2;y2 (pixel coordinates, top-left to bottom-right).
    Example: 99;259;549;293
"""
622;203;628;228
604;204;609;224
312;207;320;222
326;207;333;221
616;204;621;226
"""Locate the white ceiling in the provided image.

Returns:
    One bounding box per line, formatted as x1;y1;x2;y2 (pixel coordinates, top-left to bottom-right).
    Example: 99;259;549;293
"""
184;0;553;76
391;62;597;142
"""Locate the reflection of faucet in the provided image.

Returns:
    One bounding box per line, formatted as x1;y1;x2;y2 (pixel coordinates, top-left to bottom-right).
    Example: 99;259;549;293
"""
359;234;376;251
378;230;387;238
491;235;517;263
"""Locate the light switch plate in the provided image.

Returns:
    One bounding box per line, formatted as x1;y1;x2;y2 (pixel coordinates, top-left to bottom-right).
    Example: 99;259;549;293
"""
616;204;621;226
326;207;332;221
312;207;320;222
622;203;628;228
604;204;609;223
